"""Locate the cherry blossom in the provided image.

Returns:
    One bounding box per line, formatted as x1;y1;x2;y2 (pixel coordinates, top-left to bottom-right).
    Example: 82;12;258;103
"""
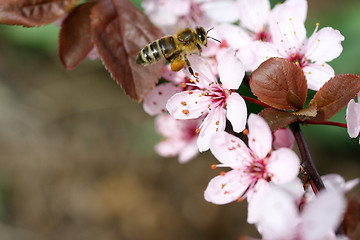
258;17;344;91
346;93;360;144
252;184;346;240
204;114;300;205
166;50;247;151
272;127;295;150
142;0;238;34
215;0;307;70
215;0;344;91
154;113;200;163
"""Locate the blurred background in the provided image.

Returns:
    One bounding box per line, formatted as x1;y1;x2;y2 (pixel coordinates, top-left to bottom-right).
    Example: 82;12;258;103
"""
0;0;359;239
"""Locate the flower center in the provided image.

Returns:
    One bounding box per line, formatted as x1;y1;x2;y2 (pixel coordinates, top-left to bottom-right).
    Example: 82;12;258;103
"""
288;52;309;68
253;30;272;42
247;159;271;182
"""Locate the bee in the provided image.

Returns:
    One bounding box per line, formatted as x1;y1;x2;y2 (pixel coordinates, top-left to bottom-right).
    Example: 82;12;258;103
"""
136;27;219;76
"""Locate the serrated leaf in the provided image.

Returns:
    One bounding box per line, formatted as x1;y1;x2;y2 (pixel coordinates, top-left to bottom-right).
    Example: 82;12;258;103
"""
0;0;80;27
59;2;95;70
250;58;308;111
309;74;360;122
258;108;300;131
90;0;164;102
294;102;317;117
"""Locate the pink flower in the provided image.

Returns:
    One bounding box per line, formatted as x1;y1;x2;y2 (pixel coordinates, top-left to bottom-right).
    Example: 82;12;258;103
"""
166;50;247;151
252;184;346;240
215;0;307;70
204;114;300;205
154;113;200;163
346;93;360;144
259;16;344;91
272;127;295;149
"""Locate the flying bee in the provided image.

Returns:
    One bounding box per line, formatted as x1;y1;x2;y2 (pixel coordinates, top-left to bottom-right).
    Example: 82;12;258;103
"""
136;27;220;76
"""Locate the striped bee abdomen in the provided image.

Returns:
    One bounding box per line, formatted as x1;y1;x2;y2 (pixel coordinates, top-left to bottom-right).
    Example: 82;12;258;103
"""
136;36;177;65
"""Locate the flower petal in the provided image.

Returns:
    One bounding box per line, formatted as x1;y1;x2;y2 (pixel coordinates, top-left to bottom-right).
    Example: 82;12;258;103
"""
236;41;281;71
218;49;245;90
216;23;252;49
204;169;249;205
251;184;298;238
197;107;226;152
178;138;199;163
247;114;272;159
226;93;247;133
269;9;307;54
246;179;271;223
144;83;181;115
301;190;346;240
237;0;270;33
155;139;183;158
210;131;251;167
267;148;300;185
187;54;217;87
202;0;239;23
155;113;181;137
304;27;344;63
346;98;360;138
272;0;308;23
166;90;210;119
303;63;334;91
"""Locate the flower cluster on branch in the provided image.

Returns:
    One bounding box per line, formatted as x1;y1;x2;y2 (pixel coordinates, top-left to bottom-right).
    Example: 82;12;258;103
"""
0;0;359;238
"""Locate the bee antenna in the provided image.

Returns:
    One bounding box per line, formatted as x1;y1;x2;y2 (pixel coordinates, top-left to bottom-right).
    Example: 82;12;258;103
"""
208;36;221;44
206;27;215;34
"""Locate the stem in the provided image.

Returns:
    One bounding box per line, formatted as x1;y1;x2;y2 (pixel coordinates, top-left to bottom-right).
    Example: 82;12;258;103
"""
304;120;347;128
241;95;270;108
290;122;325;193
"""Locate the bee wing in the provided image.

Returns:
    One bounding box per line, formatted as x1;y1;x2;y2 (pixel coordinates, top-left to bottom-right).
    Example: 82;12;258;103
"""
91;0;164;102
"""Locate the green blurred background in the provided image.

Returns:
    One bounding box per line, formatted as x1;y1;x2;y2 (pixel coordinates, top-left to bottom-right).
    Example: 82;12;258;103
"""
0;0;359;239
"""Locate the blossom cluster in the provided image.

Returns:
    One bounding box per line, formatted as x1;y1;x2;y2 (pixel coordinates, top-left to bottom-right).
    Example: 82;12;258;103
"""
139;0;359;239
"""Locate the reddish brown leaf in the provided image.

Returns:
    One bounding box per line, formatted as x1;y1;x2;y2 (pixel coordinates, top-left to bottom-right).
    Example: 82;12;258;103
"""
59;2;95;70
341;194;359;238
0;0;80;26
250;58;308;111
294;102;317;117
258;108;300;131
310;74;360;122
90;0;164;102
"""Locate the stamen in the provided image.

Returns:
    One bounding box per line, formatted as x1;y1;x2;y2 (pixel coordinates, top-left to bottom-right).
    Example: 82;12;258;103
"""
182;110;189;115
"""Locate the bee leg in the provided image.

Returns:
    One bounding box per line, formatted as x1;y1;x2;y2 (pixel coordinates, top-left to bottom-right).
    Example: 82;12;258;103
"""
185;56;195;76
196;43;202;56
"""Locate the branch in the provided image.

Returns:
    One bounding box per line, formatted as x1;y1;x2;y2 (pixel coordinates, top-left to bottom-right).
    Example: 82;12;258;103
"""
241;95;270;108
290;122;325;193
304;120;347;128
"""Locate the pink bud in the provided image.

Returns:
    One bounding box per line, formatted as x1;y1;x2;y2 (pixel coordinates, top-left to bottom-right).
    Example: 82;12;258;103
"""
272;128;295;149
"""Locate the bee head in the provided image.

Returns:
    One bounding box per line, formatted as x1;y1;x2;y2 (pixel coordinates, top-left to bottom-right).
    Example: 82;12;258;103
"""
196;27;208;47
